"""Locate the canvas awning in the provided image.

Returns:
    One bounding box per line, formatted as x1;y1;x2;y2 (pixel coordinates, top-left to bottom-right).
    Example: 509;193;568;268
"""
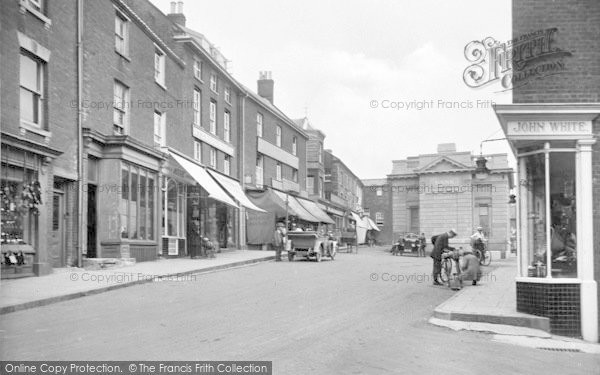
272;190;320;223
351;211;369;228
364;217;380;231
297;198;335;224
169;152;237;207
206;170;265;212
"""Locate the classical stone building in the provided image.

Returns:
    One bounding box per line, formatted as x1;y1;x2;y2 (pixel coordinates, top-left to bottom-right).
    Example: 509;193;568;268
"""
363;143;513;253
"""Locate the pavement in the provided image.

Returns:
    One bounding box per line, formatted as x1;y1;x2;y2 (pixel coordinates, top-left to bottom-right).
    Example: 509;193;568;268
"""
433;255;550;332
430;255;600;354
0;250;274;314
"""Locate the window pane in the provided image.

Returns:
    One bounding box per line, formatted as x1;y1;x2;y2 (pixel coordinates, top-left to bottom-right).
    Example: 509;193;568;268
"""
148;175;154;240
129;168;138;239
20;54;39;91
178;190;184;237
193;89;201;126
524;153;546;277
167;181;177;236
140;174;146;239
549;152;577;278
20;89;36;123
120;166;129;238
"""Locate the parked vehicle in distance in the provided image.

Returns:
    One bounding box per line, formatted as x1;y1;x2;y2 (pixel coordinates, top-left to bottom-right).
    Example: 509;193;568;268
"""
287;231;335;262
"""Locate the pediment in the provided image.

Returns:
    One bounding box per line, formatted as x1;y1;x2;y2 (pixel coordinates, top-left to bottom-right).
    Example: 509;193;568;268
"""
417;156;471;173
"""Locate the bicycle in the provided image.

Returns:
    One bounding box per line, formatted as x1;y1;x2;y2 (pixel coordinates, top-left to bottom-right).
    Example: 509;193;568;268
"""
473;243;491;266
439;248;458;284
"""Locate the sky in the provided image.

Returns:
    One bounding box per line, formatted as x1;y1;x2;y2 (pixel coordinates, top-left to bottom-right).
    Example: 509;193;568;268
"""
151;0;513;179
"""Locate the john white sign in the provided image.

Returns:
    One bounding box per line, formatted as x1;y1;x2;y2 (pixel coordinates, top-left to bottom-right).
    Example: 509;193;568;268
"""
507;121;592;137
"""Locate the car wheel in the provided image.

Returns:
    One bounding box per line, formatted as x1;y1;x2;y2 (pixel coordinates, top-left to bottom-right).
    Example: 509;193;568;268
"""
315;249;322;262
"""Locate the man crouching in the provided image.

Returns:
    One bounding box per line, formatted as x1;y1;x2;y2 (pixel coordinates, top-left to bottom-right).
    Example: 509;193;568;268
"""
460;248;482;285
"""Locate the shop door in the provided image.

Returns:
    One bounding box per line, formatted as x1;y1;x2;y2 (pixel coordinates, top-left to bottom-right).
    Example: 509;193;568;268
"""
49;192;65;267
87;185;97;258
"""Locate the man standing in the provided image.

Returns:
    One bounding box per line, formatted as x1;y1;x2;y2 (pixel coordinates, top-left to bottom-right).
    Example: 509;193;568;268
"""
418;232;426;257
273;222;287;261
470;226;486;249
430;229;457;285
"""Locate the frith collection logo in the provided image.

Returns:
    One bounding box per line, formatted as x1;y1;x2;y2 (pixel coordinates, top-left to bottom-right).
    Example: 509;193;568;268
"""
463;28;572;91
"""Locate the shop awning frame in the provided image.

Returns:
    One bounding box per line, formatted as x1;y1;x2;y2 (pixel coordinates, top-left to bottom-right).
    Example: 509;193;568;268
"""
296;197;336;224
206;169;266;212
169;152;238;207
272;190;320;223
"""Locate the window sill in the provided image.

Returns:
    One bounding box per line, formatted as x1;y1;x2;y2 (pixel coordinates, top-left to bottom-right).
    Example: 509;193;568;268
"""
20;120;51;139
194;77;204;84
115;50;131;62
20;3;52;28
210;89;219;95
112;239;158;245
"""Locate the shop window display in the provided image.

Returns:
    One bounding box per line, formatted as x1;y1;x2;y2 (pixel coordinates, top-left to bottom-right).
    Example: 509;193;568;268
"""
1;162;40;268
549;152;576;278
120;161;156;240
524;153;547;276
162;178;185;238
522;150;577;278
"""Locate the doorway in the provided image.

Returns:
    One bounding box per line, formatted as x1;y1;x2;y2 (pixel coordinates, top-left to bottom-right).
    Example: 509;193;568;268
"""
49;190;65;267
87;184;97;258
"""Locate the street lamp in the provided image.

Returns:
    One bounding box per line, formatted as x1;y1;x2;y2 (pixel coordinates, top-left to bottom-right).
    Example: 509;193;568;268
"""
475;137;507;179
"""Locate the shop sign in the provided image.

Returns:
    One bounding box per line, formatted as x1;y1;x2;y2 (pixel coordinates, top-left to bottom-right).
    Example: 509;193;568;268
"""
507;120;591;137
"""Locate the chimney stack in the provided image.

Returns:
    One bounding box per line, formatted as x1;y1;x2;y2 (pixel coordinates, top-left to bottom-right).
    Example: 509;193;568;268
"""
167;1;186;27
257;71;274;104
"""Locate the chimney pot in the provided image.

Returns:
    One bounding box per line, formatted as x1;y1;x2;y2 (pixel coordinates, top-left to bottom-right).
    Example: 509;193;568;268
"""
167;1;186;26
257;71;274;104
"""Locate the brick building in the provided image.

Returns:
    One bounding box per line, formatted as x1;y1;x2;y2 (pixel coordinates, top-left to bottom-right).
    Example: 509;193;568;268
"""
1;0;79;277
1;0;311;276
361;179;393;245
323;149;364;229
493;0;600;341
362;144;513;252
294;117;325;201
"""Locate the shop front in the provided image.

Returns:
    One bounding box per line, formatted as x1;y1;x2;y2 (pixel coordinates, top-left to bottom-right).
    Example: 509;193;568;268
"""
83;131;165;262
495;104;599;342
160;156;194;258
1;135;61;278
167;151;239;256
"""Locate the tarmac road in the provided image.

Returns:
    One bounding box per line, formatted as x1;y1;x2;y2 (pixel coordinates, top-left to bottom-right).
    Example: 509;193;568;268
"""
1;247;598;374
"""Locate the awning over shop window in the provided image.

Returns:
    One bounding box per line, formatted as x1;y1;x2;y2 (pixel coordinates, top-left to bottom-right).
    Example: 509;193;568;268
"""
351;212;369;228
297;198;335;224
169;152;238;207
272;190;320;223
207;170;266;212
365;217;380;231
246;188;288;218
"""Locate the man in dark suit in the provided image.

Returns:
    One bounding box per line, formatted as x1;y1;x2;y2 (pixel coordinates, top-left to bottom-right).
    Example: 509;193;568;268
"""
430;229;457;285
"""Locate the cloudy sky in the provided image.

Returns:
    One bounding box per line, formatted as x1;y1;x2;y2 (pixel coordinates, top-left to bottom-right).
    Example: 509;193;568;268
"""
151;0;513;179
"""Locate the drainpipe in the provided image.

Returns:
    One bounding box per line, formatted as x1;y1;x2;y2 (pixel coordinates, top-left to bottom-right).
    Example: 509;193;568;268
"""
239;93;248;249
76;0;84;267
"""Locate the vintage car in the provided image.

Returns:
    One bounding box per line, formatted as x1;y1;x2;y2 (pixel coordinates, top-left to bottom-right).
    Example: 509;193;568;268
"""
391;233;421;256
287;231;336;262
